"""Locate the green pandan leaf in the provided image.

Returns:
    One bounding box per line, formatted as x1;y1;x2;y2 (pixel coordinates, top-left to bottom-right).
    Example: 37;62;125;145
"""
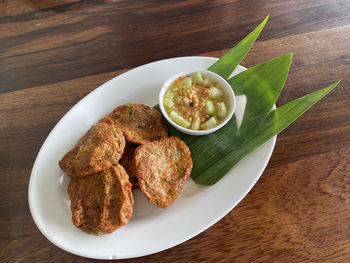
229;52;292;132
192;82;339;185
156;17;340;185
187;52;293;183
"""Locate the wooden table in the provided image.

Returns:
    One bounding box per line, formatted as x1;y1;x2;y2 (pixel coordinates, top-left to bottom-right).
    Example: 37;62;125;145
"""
1;1;349;262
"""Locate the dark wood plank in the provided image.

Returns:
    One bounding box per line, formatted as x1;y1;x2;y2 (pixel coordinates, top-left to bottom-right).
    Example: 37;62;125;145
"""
1;0;350;93
1;0;350;262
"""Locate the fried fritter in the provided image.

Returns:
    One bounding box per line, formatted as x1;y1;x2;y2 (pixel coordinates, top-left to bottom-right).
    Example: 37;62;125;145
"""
119;142;139;187
59;117;125;178
108;103;168;144
68;164;133;235
134;137;193;208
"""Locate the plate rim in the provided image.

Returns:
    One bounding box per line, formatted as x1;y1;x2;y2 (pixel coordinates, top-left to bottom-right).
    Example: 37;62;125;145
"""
28;56;276;259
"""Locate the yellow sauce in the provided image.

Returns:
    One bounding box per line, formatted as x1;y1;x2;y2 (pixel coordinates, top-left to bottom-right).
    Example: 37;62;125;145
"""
163;72;228;130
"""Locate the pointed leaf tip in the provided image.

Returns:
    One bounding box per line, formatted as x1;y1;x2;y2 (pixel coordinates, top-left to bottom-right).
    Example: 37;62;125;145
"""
262;15;269;25
208;16;269;79
323;80;340;93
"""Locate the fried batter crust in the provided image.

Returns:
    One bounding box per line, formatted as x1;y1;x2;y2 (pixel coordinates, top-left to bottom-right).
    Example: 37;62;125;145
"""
119;142;139;187
134;137;193;208
68;164;133;235
59;117;125;178
109;103;168;144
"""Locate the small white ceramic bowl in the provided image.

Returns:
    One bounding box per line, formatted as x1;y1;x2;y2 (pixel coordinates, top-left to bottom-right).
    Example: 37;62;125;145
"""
159;69;236;135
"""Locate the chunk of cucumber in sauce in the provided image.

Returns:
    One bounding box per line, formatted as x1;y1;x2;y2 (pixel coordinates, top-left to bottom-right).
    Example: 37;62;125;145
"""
180;77;192;89
209;86;223;99
201;116;217;130
164;89;174;108
191;72;203;83
170;111;190;128
191;117;201;130
205;100;216;115
216;102;227;118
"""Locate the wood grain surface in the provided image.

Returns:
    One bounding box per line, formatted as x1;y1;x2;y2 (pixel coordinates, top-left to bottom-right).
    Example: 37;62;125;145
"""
1;0;349;262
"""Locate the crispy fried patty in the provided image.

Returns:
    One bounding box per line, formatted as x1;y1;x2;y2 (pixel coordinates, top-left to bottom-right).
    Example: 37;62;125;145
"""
109;103;168;144
134;137;193;208
68;164;133;235
119;142;139;187
59;117;125;178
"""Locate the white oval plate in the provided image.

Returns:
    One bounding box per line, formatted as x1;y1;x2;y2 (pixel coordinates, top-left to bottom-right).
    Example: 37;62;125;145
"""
28;57;276;260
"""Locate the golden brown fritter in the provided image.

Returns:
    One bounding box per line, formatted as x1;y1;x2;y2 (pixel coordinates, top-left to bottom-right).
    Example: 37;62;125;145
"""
68;164;134;235
59;117;125;178
119;142;139;187
134;137;193;208
108;103;168;144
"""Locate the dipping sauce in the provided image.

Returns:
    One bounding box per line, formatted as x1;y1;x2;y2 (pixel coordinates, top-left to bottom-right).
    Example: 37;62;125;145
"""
163;72;229;130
